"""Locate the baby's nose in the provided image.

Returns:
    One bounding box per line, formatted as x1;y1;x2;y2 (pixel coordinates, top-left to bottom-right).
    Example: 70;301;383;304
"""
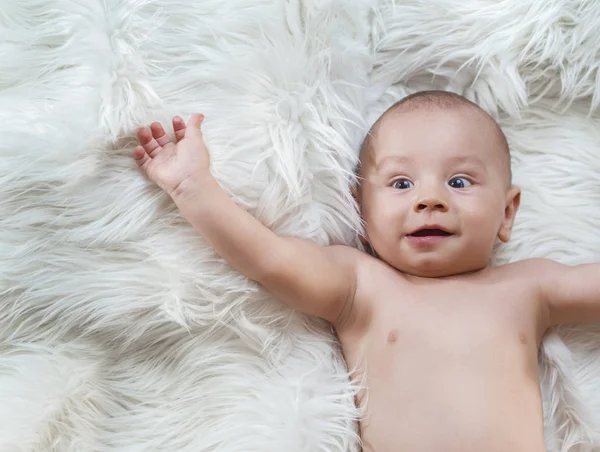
414;197;449;212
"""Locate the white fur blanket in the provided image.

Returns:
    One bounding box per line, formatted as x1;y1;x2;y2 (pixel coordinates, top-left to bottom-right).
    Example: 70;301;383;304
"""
1;0;599;451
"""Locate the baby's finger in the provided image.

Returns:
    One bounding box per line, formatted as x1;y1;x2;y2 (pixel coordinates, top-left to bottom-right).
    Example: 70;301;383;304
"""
137;127;162;157
173;116;186;142
150;122;172;147
185;114;205;139
187;113;204;129
133;145;151;169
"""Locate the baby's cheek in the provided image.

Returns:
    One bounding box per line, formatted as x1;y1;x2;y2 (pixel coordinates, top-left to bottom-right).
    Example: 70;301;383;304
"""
365;217;386;241
468;214;500;249
366;217;395;249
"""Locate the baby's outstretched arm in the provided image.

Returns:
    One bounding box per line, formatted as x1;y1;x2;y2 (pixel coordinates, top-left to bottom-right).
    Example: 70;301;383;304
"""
536;260;600;326
134;115;361;323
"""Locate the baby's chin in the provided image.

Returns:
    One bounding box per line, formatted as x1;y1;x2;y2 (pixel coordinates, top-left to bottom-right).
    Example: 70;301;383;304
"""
387;257;489;279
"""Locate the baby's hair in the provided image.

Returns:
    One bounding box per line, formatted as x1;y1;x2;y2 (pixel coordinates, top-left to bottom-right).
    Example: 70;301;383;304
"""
357;90;511;185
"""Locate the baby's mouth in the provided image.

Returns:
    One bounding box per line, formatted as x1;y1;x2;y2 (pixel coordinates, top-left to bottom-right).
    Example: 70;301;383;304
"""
408;228;453;237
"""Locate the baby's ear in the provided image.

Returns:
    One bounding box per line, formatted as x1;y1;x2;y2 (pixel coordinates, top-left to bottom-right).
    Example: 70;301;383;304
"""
350;184;370;246
351;183;365;217
498;186;521;242
351;184;359;202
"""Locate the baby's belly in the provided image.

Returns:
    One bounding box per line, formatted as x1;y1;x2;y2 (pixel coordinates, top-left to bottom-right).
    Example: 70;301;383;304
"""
361;371;545;452
355;346;546;452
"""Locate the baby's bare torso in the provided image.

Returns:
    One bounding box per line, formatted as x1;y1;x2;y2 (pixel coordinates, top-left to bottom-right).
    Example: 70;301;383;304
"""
337;260;548;452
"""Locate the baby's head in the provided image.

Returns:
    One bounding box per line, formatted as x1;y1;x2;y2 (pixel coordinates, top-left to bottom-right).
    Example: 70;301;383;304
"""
355;91;521;277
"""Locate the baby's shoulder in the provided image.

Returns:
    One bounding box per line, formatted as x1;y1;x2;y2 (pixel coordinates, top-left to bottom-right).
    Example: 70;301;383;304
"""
329;246;405;331
488;258;556;279
479;258;560;296
326;244;394;280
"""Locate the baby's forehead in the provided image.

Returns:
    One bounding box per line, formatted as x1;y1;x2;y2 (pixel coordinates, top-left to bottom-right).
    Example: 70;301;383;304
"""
383;102;504;143
377;102;480;131
371;106;486;152
358;91;511;180
362;106;511;181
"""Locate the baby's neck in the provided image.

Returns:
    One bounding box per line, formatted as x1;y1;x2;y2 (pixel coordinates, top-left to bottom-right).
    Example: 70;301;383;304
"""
387;260;489;279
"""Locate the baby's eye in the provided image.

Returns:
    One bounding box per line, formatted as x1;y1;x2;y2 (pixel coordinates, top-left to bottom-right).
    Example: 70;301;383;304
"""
448;177;472;189
392;179;414;190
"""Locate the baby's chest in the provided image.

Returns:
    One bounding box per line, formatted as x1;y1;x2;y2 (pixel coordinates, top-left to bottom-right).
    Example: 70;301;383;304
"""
357;285;541;369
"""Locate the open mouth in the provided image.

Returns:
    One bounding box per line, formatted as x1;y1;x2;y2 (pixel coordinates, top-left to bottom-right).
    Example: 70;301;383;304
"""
408;228;452;237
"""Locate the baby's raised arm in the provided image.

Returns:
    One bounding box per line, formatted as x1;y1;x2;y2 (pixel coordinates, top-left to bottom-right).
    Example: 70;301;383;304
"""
134;115;360;323
534;259;600;326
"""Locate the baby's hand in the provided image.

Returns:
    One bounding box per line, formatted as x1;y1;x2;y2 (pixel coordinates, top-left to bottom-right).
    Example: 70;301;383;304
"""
134;114;210;196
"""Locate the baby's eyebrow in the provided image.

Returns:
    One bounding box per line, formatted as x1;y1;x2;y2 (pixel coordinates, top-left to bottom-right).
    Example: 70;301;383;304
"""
375;155;412;171
445;155;486;169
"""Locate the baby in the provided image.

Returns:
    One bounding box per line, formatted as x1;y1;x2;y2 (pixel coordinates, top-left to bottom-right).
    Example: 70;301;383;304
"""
133;91;600;452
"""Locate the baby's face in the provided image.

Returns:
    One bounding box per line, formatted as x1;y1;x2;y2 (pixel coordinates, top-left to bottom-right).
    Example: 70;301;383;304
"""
358;107;520;277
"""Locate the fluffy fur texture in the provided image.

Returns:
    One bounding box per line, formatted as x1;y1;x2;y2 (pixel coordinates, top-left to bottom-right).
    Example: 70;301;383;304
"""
0;0;599;450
